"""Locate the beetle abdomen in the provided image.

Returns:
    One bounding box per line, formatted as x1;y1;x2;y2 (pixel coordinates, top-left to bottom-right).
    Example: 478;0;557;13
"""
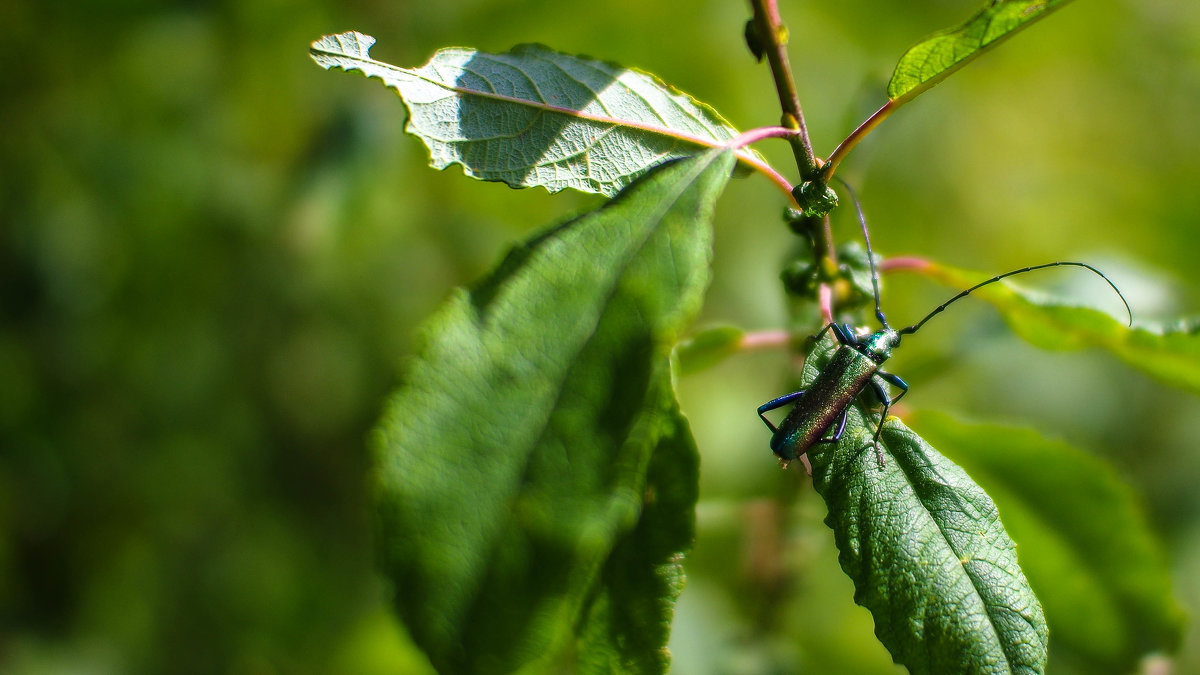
771;346;878;461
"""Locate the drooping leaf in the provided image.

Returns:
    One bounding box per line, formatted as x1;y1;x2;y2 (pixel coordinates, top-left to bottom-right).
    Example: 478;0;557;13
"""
888;0;1073;104
800;336;1048;674
913;262;1200;396
372;150;734;673
908;411;1185;673
311;31;760;196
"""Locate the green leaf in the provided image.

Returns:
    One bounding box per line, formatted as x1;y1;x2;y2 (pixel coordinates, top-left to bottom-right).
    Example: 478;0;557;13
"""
800;336;1048;674
311;31;755;197
372;150;734;673
674;325;745;375
576;399;699;673
916;262;1200;396
908;411;1185;673
888;0;1073;104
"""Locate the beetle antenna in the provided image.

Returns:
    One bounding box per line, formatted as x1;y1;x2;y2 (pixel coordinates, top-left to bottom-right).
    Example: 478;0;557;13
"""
898;261;1133;337
832;176;889;330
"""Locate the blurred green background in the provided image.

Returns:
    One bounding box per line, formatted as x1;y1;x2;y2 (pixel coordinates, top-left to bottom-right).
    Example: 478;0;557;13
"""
3;0;1197;672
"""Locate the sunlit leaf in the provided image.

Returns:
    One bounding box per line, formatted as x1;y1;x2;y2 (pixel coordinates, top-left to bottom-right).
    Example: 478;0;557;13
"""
909;411;1185;673
799;336;1048;674
914;262;1200;396
372;150;733;673
311;31;758;196
888;0;1073;104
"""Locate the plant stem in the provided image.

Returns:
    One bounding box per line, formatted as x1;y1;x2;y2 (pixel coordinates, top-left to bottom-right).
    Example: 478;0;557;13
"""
879;256;931;273
747;0;836;277
818;282;834;325
747;0;819;181
728;126;804;205
739;330;792;350
727;125;800;148
747;1;844;331
821;99;896;182
734;150;800;206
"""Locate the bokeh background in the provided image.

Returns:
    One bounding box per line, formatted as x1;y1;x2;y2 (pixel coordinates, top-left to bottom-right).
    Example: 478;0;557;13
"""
3;0;1198;672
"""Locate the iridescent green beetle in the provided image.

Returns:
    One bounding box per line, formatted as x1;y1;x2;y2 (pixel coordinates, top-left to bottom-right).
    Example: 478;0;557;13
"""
758;185;1132;467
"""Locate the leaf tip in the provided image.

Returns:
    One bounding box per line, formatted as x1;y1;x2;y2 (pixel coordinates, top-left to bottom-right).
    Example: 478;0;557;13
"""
310;30;378;64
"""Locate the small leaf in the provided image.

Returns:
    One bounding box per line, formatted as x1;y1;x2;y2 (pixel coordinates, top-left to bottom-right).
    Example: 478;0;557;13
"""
908;411;1185;672
372;150;734;673
800;336;1048;674
916;262;1200;396
888;1;1073;104
674;325;745;374
311;31;757;196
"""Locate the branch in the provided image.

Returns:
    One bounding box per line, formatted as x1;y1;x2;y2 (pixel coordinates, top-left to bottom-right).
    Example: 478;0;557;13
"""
747;0;819;181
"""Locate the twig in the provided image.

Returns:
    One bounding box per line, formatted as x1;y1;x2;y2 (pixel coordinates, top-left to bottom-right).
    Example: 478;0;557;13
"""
821;100;896;182
747;0;819;181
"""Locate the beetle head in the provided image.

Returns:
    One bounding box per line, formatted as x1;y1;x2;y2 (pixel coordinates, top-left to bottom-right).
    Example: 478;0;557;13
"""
862;328;900;364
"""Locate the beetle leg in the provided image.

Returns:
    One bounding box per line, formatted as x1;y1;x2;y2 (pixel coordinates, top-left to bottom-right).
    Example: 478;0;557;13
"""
830;322;858;347
757;390;806;433
870;371;909;439
866;375;900;466
862;370;910;466
877;370;909;406
817;408;849;444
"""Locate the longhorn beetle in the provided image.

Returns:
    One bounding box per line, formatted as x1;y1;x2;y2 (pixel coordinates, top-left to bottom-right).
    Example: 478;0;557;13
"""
758;182;1133;468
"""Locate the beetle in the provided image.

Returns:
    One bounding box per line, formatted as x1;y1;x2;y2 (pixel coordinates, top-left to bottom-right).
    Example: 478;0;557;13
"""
758;184;1133;468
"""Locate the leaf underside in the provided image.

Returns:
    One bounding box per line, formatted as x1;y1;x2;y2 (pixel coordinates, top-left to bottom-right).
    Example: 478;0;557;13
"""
372;150;734;673
311;31;749;196
888;0;1073;104
910;411;1185;673
801;337;1048;674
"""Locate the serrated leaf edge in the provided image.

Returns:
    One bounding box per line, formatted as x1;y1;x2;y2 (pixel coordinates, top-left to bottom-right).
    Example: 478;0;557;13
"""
310;31;775;192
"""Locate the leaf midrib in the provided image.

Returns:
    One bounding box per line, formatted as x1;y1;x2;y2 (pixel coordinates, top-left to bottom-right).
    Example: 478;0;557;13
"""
310;42;766;171
458;151;725;661
876;422;1030;670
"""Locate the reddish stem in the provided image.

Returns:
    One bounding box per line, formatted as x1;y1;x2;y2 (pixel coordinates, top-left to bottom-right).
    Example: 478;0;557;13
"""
821;99;896;181
879;256;932;273
727;125;800;148
818;283;835;325
739;330;792;350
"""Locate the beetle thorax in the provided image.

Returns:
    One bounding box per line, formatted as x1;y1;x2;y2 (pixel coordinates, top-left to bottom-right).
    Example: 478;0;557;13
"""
862;328;900;363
